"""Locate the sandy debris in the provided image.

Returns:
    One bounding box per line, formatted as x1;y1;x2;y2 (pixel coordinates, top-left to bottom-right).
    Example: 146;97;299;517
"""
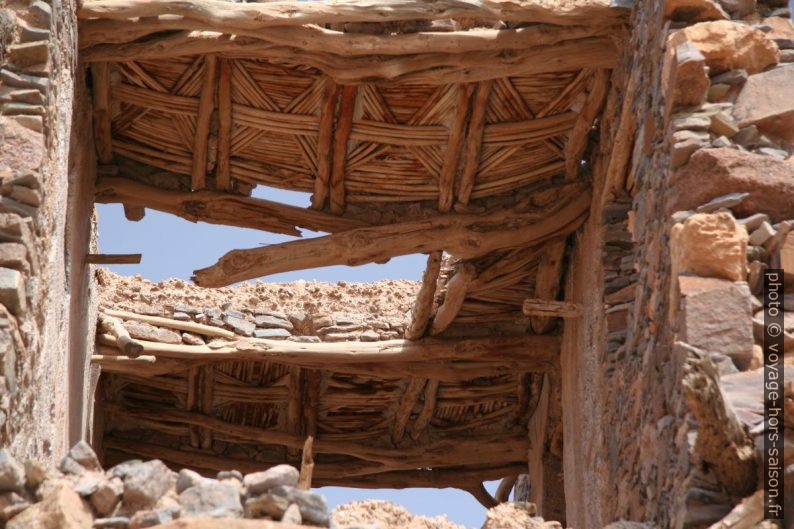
333;500;467;529
97;269;420;322
481;502;563;529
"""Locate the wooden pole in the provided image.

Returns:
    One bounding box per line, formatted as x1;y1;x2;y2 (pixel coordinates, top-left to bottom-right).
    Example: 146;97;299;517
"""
312;79;340;210
530;239;566;334
192;184;591;287
456;80;492;206
298;436;314;490
215;58;233;190
85;253;141;265
405;251;443;340
329;84;358;214
438;84;473;213
431;263;476;335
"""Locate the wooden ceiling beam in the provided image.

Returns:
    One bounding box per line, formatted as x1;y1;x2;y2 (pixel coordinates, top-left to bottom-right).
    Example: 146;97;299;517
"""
78;0;629;28
191;182;590;287
95;177;367;236
81;35;619;85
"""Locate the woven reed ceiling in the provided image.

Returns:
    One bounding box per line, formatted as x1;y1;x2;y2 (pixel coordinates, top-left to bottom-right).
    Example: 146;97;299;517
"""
84;0;626;501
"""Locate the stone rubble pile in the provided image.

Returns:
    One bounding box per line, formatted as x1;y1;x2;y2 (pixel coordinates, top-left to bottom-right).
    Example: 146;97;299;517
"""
0;441;337;529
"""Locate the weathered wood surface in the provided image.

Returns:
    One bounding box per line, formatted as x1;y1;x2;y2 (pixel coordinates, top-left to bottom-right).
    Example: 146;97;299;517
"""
191;55;217;190
78;0;630;28
192;183;591;286
98;313;144;356
530;240;566;333
95;177;367;236
431;263;476;335
81;34;619;85
85;253;142;265
523;299;581;318
405;251;443;340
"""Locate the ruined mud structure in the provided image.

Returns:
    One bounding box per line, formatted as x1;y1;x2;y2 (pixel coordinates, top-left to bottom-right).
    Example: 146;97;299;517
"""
0;0;793;528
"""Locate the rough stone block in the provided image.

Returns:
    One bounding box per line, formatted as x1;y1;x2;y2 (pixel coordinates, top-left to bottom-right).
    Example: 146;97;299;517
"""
253;327;290;340
7;488;92;529
671;212;747;281
0;449;24;492
122;459;176;510
124;322;182;344
223;314;255;336
6;41;48;67
665;0;728;21
679;276;754;369
671;42;709;108
254;314;293;331
243;465;299;496
0;243;28;273
0;267;25;316
733;65;794;144
178;481;243;519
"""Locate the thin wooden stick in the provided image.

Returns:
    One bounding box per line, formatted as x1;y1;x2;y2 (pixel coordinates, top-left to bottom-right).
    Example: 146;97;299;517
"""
329;84;358;214
191;55;217;190
298;436;314;490
98;312;144;357
312;79;340;210
92;62;113;163
102;308;237;339
215;58;232;190
405;251;443;340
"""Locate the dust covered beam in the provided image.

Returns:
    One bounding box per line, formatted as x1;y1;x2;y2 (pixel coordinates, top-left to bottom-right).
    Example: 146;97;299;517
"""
95;177;367;236
192;183;591;286
78;0;630;28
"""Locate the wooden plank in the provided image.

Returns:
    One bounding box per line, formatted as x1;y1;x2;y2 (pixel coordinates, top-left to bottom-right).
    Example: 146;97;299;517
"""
192;183;591;287
405;251;443;340
95;177;368;235
191;55;217;190
78;0;630;28
91;62;113;163
530;239;566;334
430;263;476;335
86;253;141;265
215;58;233;190
312;79;340;210
522;299;581;318
438;84;473;213
456;80;492;206
329;84;358;214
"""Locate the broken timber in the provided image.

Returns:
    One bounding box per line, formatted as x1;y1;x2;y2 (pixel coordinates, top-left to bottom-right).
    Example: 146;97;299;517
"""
192;184;591;287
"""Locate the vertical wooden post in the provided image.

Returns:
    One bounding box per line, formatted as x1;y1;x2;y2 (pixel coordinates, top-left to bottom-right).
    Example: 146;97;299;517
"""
92;63;113;164
405;250;443;340
200;366;214;449
187;367;201;447
215;58;233;191
531;239;566;334
329;85;358;215
456;80;492;206
438;83;473;213
312;79;340;210
192;55;218;190
287;367;303;459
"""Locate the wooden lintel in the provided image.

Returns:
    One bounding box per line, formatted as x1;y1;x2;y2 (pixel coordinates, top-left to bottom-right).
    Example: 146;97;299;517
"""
192;182;591;287
191;55;217;190
329;84;358;214
215;58;233;191
78;0;630;29
95;177;367;236
86;253;142;265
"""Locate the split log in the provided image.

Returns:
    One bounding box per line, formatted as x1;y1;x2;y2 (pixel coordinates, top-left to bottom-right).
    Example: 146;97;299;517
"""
192;183;591;287
329;84;358;214
81;34;619;85
456;80;492;206
78;0;630;28
311;80;340;210
391;378;427;444
95;177;367;236
405;251;443;340
522;299;581;318
431;263;476;335
530;240;566;334
565;69;609;179
80;18;615;52
298;436;314;490
191;56;217;190
681;343;757;497
215;58;232;190
98;313;144;357
91;62;113;163
438;84;473;213
103;403;530;470
102;308;237;339
86;253;142;265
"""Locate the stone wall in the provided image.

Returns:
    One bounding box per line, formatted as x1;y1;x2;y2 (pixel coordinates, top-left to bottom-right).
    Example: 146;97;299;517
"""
0;0;97;463
563;0;793;527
